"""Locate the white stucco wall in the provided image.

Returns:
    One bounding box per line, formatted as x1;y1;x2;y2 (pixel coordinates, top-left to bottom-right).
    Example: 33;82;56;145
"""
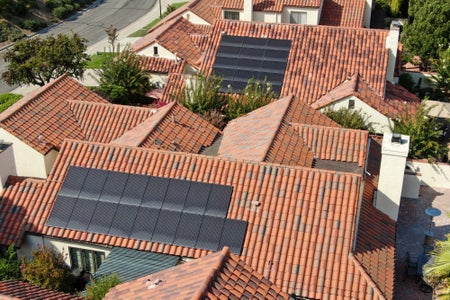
406;161;450;189
402;171;421;199
283;7;320;25
17;234;112;269
182;11;210;25
363;0;372;28
0;129;48;178
253;11;278;23
319;96;391;133
138;42;177;60
0;143;16;191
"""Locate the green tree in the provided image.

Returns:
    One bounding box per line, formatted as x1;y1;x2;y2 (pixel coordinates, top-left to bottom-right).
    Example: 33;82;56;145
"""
21;245;75;293
423;234;450;299
323;107;375;132
402;0;450;65
97;47;152;105
389;102;446;161
0;93;22;113
82;274;120;300
2;33;89;86
225;77;276;120
0;244;21;280
432;47;450;101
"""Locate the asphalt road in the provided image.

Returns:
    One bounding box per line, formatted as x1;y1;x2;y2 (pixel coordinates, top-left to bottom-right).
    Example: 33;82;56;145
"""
0;0;156;94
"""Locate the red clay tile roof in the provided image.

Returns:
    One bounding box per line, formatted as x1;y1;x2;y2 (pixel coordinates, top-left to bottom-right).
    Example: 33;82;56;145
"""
111;101;221;153
0;139;391;299
188;0;223;24
132;17;209;68
201;20;390;106
0;280;82;300
141;56;186;73
105;247;290;299
218;96;314;167
0;75;108;154
312;74;420;118
222;0;321;12
320;0;366;27
290;124;369;166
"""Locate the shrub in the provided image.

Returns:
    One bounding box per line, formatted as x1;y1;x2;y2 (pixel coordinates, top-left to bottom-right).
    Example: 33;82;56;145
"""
19;19;47;31
398;73;415;92
323;107;375;132
0;244;21;281
83;274;120;300
0;93;22;113
21;245;75;293
52;6;70;19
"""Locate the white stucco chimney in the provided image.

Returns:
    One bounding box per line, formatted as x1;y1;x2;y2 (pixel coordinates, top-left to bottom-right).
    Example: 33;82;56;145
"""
363;0;374;28
375;133;410;221
243;0;253;21
385;27;399;83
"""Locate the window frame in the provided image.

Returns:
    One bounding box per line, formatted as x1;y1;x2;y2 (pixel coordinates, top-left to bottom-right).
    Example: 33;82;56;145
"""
290;11;307;24
224;10;240;20
69;247;105;273
348;99;355;109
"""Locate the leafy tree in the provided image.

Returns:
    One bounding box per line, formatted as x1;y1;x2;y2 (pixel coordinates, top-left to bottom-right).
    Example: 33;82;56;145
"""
175;73;227;114
432;47;450;101
2;33;89;86
423;234;450;299
0;93;22;113
401;0;450;65
97;47;152;105
225;77;276;120
82;274;120;300
21;245;75;293
323;107;375;132
389;102;447;162
0;244;21;280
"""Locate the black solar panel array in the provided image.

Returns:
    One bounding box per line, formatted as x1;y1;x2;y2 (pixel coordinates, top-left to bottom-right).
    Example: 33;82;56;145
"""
47;166;247;254
212;35;291;95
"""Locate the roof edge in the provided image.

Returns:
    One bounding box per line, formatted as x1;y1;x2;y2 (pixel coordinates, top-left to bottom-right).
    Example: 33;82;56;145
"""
349;254;387;300
195;246;230;299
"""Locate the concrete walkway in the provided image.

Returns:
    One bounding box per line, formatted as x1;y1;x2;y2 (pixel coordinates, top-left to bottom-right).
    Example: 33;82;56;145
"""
11;0;180;94
395;185;450;299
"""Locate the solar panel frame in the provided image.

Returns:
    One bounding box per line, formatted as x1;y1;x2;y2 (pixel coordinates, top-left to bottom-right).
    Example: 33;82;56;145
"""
130;207;160;241
99;171;128;203
141;177;170;209
78;169;108;201
46;196;78;228
108;204;139;238
152;210;181;245
205;185;233;218
162;179;190;211
173;213;202;248
58;167;89;198
195;216;226;251
183;181;211;215
219;219;248;254
66;199;97;232
120;173;148;206
87;202;118;234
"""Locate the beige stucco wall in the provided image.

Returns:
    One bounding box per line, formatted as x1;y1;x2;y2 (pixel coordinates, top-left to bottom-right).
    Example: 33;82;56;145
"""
363;0;372;28
319;96;391;133
406;161;450;189
182;11;210;25
283;7;320;24
17;234;113;269
402;171;421;199
0;143;16;191
0;128;48;178
138;42;177;60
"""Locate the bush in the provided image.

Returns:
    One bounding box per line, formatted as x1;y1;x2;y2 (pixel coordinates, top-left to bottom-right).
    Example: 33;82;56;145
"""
21;245;75;293
0;21;25;43
398;73;415;92
0;244;21;281
323;107;375;132
0;93;22;113
83;274;120;300
19;19;47;31
52;6;70;19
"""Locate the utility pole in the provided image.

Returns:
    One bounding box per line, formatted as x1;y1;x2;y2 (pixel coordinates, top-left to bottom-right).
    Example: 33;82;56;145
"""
159;0;162;17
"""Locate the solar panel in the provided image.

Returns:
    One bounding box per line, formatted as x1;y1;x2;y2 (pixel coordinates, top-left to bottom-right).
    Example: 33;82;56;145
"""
120;174;147;206
162;179;190;211
130;207;160;241
78;169;108;201
46;196;77;228
87;202;118;234
58;167;88;197
142;177;170;209
219;219;248;254
205;185;233;218
195;216;225;251
100;171;128;203
108;205;139;238
212;35;291;95
152;210;181;244
66;199;96;232
173;213;202;248
184;181;211;215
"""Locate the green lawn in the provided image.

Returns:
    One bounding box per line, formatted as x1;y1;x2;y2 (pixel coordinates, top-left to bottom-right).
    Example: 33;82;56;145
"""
129;2;187;37
86;52;118;69
0;93;22;113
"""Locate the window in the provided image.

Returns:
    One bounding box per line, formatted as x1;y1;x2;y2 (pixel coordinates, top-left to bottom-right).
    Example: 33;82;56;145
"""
290;11;307;24
348;99;355;109
153;46;158;56
69;247;105;273
224;11;239;20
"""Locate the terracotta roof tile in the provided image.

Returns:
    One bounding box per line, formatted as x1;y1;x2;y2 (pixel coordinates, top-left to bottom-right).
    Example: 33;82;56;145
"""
188;0;223;24
112;101;221;153
320;0;366;27
201;20;390;106
313;74;420;118
0;280;82;300
0;75;108;154
132;17;209;67
141;56;185;73
105;247;290;299
0;139;390;299
222;0;321;12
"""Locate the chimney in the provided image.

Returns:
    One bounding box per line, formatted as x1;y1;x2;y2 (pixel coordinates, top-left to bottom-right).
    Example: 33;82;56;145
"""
243;0;253;21
385;27;400;83
375;133;410;221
